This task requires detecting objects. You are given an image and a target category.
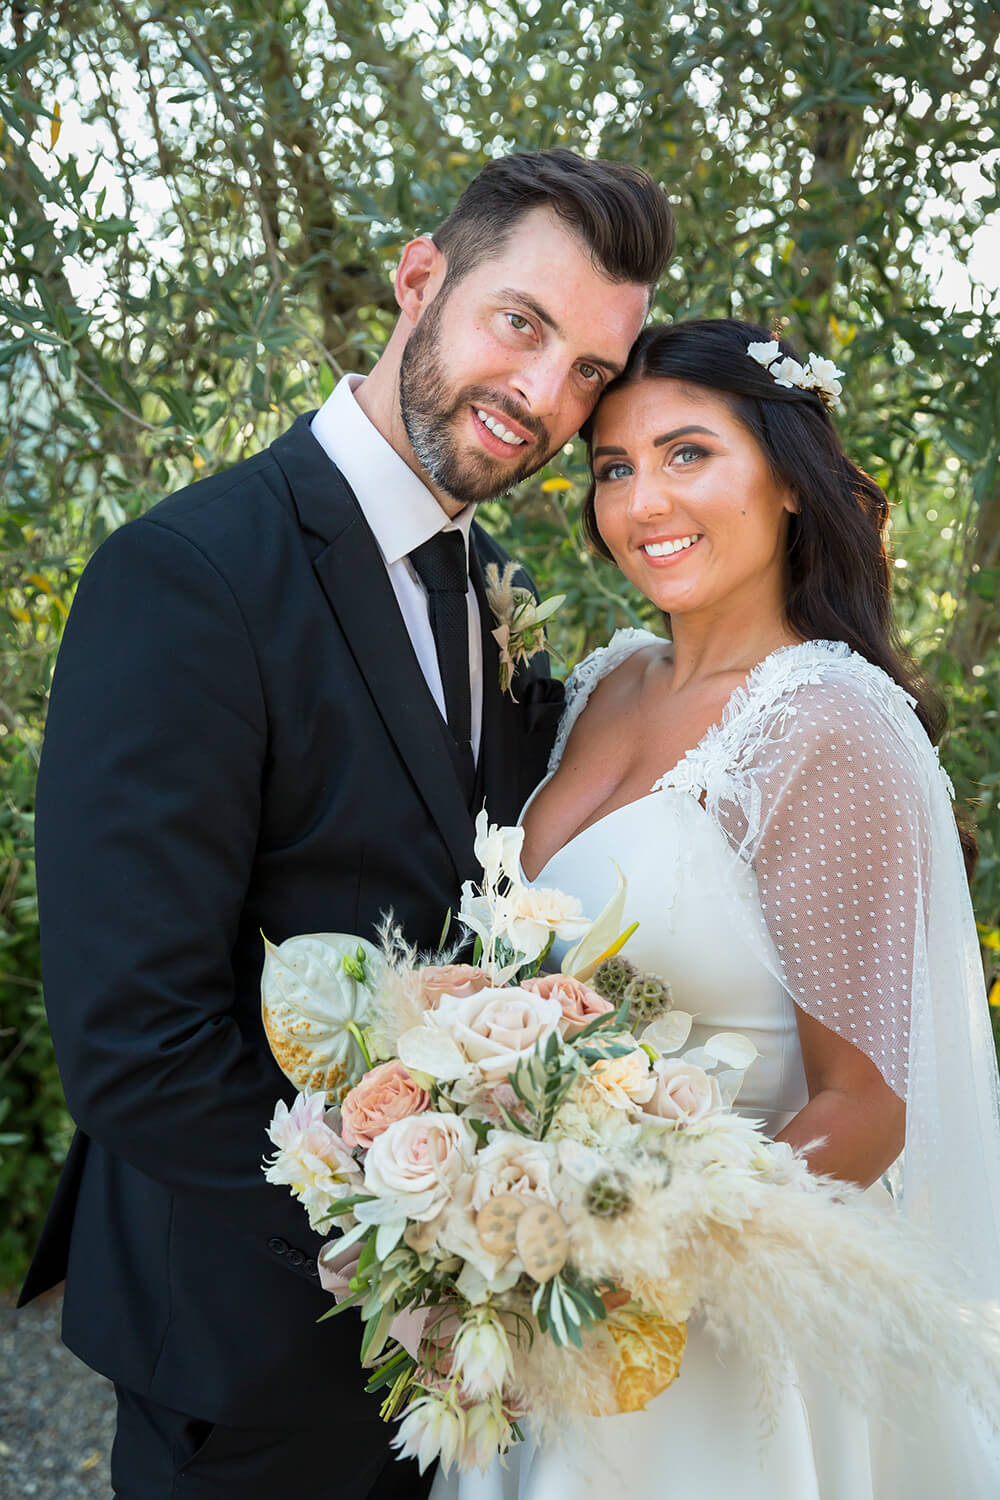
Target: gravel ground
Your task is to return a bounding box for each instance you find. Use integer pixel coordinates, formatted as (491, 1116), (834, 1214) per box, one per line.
(0, 1289), (115, 1499)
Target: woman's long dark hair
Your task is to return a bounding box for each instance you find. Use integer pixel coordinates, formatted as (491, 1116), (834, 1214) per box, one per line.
(581, 318), (977, 875)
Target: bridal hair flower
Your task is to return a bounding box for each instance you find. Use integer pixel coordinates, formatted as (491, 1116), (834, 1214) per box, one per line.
(485, 561), (564, 698)
(746, 339), (845, 410)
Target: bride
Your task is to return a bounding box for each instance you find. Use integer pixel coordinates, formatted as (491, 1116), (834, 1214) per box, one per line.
(431, 318), (1000, 1498)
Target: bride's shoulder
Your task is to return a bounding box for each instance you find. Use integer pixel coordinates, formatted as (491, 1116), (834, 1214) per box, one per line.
(738, 639), (937, 777)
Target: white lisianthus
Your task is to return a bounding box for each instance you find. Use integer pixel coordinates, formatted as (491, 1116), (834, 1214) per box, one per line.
(451, 1309), (514, 1398)
(362, 1111), (476, 1221)
(392, 1393), (466, 1475)
(471, 1131), (557, 1211)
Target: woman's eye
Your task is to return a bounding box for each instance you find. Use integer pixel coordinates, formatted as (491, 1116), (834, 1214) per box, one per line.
(672, 443), (705, 466)
(597, 461), (633, 481)
(506, 312), (531, 333)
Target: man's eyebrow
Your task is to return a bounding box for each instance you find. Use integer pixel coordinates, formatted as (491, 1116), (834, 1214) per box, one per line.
(495, 288), (625, 377)
(593, 426), (719, 459)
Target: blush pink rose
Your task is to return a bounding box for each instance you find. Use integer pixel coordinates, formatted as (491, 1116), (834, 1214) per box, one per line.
(340, 1060), (430, 1149)
(418, 964), (492, 1009)
(643, 1059), (722, 1125)
(522, 973), (614, 1038)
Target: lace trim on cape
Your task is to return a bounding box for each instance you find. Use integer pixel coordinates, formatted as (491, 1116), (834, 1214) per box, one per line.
(550, 632), (948, 863)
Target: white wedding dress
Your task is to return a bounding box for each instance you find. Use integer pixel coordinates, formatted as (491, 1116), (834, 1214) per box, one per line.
(432, 631), (1000, 1500)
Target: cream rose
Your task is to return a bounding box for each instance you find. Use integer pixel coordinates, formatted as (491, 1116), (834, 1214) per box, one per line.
(340, 1060), (430, 1149)
(589, 1045), (656, 1110)
(471, 1130), (557, 1211)
(363, 1111), (476, 1220)
(643, 1059), (722, 1124)
(522, 973), (614, 1038)
(418, 964), (491, 1009)
(429, 986), (562, 1084)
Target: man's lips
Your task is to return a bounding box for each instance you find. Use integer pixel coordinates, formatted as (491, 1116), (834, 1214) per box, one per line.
(469, 405), (536, 459)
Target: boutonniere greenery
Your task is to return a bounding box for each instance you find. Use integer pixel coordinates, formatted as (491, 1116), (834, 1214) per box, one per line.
(485, 561), (564, 698)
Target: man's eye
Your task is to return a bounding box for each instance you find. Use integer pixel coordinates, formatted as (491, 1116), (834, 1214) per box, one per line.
(578, 363), (602, 384)
(506, 312), (531, 332)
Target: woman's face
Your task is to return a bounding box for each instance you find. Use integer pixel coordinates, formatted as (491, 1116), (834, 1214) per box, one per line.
(590, 377), (798, 622)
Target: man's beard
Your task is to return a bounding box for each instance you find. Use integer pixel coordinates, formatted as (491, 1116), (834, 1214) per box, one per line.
(398, 291), (552, 506)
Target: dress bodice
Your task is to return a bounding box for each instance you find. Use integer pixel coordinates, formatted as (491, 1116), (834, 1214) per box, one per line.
(527, 778), (808, 1135)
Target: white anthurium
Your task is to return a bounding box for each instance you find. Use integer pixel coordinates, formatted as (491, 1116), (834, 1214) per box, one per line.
(560, 861), (627, 979)
(522, 592), (565, 629)
(703, 1032), (760, 1070)
(397, 1024), (473, 1083)
(354, 1191), (440, 1225)
(642, 1010), (694, 1056)
(260, 932), (382, 1099)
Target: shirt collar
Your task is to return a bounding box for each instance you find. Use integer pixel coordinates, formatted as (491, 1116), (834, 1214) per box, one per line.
(310, 374), (474, 565)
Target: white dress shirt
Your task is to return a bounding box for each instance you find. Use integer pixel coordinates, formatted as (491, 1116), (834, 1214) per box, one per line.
(310, 374), (483, 761)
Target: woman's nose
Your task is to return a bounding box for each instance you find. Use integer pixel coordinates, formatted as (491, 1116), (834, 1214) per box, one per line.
(627, 474), (673, 521)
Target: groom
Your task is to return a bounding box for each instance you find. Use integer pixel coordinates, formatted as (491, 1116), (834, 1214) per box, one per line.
(21, 148), (674, 1497)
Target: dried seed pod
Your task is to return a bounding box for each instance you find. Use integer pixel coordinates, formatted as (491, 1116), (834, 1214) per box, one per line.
(476, 1192), (528, 1257)
(515, 1201), (568, 1282)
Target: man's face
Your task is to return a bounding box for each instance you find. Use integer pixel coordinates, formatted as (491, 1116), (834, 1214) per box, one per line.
(398, 207), (650, 505)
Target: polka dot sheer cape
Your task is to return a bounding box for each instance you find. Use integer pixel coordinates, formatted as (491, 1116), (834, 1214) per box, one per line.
(551, 630), (1000, 1301)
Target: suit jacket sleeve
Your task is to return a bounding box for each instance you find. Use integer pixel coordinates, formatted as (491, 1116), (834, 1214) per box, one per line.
(35, 515), (324, 1261)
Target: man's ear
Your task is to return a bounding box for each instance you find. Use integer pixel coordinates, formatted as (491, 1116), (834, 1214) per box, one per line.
(394, 235), (446, 327)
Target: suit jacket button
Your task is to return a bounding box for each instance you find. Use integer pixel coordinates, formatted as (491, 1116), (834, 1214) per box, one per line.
(286, 1247), (305, 1268)
(304, 1258), (318, 1278)
(268, 1237), (288, 1256)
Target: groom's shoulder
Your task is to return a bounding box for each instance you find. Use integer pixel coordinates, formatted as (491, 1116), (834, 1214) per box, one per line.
(139, 418), (309, 552)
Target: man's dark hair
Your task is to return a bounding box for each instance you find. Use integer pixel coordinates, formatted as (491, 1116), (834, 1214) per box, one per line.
(432, 148), (675, 294)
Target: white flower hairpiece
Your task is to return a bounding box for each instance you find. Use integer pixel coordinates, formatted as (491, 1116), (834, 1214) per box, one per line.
(746, 340), (845, 410)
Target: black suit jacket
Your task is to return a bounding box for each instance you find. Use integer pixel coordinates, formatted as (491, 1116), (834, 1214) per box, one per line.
(21, 414), (563, 1432)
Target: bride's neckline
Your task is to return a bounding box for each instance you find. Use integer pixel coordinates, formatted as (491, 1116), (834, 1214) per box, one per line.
(520, 635), (848, 882)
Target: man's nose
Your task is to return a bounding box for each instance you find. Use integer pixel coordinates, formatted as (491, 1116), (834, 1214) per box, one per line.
(510, 354), (569, 419)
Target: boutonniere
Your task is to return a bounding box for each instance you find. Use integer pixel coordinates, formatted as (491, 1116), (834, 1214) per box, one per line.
(485, 561), (564, 698)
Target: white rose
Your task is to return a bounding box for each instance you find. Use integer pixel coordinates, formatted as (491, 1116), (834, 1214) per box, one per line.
(429, 986), (562, 1084)
(471, 1131), (557, 1211)
(363, 1111), (476, 1220)
(643, 1059), (722, 1125)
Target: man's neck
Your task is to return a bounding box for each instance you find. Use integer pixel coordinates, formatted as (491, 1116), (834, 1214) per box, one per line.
(353, 357), (466, 521)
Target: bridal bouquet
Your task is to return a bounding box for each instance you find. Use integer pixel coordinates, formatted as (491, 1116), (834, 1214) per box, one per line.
(262, 815), (1000, 1476)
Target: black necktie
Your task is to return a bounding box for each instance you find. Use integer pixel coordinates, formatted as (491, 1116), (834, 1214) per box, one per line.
(409, 530), (476, 802)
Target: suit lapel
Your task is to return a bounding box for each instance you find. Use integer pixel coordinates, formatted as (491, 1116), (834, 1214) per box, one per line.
(470, 538), (526, 827)
(271, 417), (475, 881)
